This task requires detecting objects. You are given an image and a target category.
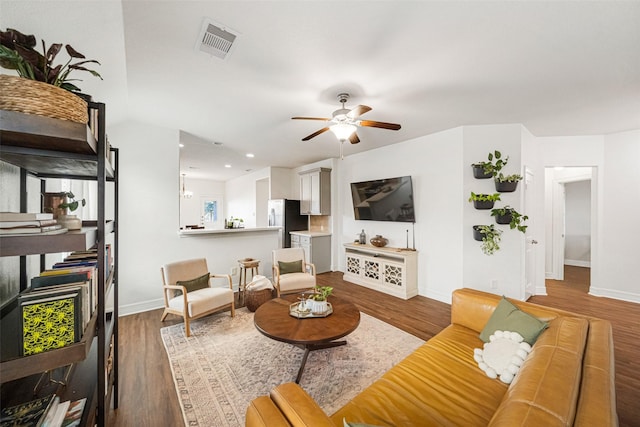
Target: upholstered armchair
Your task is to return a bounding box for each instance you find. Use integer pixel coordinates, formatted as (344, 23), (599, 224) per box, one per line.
(272, 248), (316, 297)
(160, 258), (235, 337)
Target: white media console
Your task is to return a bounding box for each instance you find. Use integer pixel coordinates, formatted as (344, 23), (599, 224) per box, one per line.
(343, 243), (418, 300)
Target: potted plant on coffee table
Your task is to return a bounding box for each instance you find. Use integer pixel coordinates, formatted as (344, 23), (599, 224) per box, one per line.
(472, 225), (503, 255)
(306, 285), (333, 314)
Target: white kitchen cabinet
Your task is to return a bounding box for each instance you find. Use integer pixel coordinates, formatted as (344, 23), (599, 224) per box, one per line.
(299, 168), (331, 215)
(291, 232), (332, 273)
(343, 243), (418, 300)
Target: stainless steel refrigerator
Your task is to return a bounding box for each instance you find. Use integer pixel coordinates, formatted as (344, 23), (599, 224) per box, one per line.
(268, 199), (308, 248)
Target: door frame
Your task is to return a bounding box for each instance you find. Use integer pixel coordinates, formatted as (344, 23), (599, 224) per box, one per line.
(545, 167), (597, 283)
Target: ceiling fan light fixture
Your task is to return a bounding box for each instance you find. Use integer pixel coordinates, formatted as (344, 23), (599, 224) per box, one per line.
(330, 123), (357, 141)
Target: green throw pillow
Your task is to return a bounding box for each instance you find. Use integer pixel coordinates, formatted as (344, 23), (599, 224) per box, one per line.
(175, 272), (210, 296)
(479, 296), (548, 345)
(278, 260), (303, 275)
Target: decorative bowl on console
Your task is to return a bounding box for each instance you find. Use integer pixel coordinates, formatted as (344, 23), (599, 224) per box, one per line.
(370, 235), (388, 247)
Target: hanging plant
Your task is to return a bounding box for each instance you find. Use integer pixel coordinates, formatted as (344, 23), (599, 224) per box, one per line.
(0, 28), (102, 92)
(468, 192), (501, 210)
(472, 225), (503, 255)
(494, 173), (523, 192)
(491, 206), (528, 233)
(471, 150), (509, 178)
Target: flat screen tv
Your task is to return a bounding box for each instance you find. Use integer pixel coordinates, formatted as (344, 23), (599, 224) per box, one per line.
(350, 176), (415, 222)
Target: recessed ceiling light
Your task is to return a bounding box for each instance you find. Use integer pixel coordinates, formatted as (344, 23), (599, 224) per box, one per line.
(246, 153), (255, 158)
(225, 164), (231, 168)
(179, 143), (184, 148)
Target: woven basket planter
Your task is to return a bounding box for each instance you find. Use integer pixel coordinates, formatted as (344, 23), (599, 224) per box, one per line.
(246, 288), (273, 312)
(0, 75), (88, 123)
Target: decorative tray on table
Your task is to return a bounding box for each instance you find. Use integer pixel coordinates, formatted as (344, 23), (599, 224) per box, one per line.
(289, 302), (333, 318)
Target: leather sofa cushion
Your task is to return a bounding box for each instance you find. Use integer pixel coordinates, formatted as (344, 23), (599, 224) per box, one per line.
(488, 316), (588, 426)
(574, 319), (617, 427)
(331, 324), (509, 427)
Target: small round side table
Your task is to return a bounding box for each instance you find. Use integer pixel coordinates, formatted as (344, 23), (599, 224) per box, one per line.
(238, 258), (260, 307)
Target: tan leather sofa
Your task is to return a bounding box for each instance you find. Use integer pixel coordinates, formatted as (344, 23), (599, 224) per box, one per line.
(245, 288), (617, 426)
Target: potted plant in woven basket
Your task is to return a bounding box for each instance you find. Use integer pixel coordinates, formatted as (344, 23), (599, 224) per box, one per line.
(0, 28), (102, 123)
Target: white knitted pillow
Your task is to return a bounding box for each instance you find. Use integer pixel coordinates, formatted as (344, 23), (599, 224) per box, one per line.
(473, 330), (532, 384)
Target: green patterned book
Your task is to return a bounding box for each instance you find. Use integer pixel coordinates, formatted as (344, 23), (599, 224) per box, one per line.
(0, 394), (55, 427)
(19, 291), (81, 356)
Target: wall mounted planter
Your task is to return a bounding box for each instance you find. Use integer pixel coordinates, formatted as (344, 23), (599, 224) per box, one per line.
(472, 164), (493, 179)
(472, 199), (496, 210)
(495, 180), (519, 192)
(493, 210), (512, 224)
(472, 225), (485, 241)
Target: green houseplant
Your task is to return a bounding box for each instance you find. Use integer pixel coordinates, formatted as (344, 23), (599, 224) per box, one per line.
(471, 150), (509, 179)
(305, 285), (333, 314)
(472, 224), (503, 255)
(491, 206), (529, 233)
(58, 191), (86, 213)
(0, 28), (102, 92)
(468, 192), (501, 210)
(494, 173), (523, 192)
(56, 191), (86, 231)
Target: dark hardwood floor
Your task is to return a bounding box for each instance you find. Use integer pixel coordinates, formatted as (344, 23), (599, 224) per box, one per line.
(109, 269), (639, 427)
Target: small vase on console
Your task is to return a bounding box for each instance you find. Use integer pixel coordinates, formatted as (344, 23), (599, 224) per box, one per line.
(370, 235), (388, 247)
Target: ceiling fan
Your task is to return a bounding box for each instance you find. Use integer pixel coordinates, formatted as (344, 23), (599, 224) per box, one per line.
(292, 93), (401, 145)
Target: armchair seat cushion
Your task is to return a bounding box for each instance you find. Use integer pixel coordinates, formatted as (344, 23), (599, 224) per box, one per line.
(168, 287), (234, 317)
(278, 272), (316, 293)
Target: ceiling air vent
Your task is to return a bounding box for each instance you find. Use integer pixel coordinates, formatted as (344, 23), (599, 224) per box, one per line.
(197, 19), (238, 60)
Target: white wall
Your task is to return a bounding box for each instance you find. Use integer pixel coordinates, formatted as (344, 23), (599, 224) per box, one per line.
(462, 125), (526, 300)
(179, 177), (225, 228)
(224, 168), (270, 228)
(339, 128), (464, 303)
(600, 130), (640, 301)
(564, 180), (591, 265)
(111, 121), (279, 315)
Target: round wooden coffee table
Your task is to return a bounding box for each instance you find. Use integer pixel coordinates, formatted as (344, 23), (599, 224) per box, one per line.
(254, 294), (360, 383)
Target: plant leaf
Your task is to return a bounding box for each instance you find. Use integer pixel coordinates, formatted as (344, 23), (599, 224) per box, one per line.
(60, 82), (81, 92)
(65, 44), (86, 59)
(46, 43), (62, 62)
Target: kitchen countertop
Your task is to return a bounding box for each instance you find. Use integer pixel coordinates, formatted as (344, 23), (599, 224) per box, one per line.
(179, 226), (281, 236)
(290, 230), (332, 237)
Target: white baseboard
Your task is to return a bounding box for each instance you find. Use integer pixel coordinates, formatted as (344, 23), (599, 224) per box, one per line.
(119, 298), (164, 316)
(564, 259), (591, 268)
(589, 287), (640, 304)
(535, 285), (548, 296)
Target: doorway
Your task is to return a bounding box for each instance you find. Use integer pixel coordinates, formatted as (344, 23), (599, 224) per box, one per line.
(544, 166), (595, 291)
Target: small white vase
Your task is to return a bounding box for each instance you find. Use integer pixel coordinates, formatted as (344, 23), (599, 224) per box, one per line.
(307, 299), (328, 314)
(57, 214), (82, 230)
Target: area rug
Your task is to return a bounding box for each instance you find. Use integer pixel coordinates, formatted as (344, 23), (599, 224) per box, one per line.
(161, 308), (424, 426)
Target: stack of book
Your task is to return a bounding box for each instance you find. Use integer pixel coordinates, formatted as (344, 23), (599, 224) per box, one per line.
(0, 394), (86, 427)
(0, 212), (67, 236)
(19, 256), (102, 356)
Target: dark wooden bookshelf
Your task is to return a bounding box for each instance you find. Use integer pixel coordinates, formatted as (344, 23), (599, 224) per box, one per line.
(0, 105), (119, 427)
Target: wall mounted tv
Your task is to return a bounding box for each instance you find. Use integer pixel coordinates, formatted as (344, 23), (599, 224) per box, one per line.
(350, 176), (415, 222)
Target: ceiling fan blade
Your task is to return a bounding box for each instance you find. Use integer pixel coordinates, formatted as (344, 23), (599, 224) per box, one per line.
(349, 133), (360, 144)
(302, 127), (330, 141)
(359, 120), (402, 131)
(292, 116), (330, 121)
(347, 105), (372, 119)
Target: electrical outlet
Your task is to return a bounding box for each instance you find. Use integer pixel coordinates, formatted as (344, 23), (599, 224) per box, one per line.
(490, 279), (498, 289)
(231, 267), (238, 276)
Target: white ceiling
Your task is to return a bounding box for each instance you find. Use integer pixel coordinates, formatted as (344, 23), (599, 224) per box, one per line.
(2, 1), (639, 181)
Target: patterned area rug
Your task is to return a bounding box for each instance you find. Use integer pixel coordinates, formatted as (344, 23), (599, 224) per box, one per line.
(161, 307), (424, 426)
